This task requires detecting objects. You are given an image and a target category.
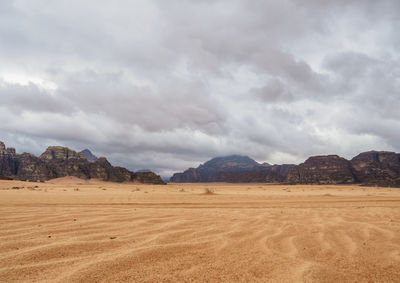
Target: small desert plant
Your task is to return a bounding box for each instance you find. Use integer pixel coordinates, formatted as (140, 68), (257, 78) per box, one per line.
(74, 188), (80, 191)
(203, 188), (215, 195)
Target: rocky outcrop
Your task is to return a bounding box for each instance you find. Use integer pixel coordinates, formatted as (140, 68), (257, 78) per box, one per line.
(351, 151), (400, 187)
(171, 152), (400, 187)
(170, 155), (296, 183)
(286, 155), (356, 184)
(170, 168), (202, 182)
(4, 139), (400, 187)
(170, 155), (261, 182)
(210, 164), (296, 183)
(133, 172), (167, 184)
(263, 164), (297, 182)
(285, 152), (400, 187)
(16, 153), (55, 181)
(38, 146), (91, 180)
(81, 149), (98, 162)
(0, 142), (18, 177)
(0, 141), (165, 184)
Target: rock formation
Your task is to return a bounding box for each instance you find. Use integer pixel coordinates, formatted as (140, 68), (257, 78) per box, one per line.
(286, 155), (356, 184)
(170, 155), (296, 183)
(133, 171), (168, 184)
(171, 152), (400, 187)
(0, 141), (165, 184)
(350, 151), (400, 187)
(16, 153), (55, 181)
(0, 142), (18, 177)
(80, 149), (98, 162)
(3, 139), (400, 187)
(170, 155), (259, 182)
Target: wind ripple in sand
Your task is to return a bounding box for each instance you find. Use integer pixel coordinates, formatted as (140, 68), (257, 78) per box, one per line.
(1, 183), (400, 282)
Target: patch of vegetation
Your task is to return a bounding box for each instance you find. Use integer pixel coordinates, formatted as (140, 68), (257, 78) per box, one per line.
(203, 188), (215, 195)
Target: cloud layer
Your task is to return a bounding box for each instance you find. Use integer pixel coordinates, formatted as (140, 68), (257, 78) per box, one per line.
(1, 0), (399, 177)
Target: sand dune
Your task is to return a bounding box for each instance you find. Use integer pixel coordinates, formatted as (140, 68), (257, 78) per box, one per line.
(0, 181), (400, 282)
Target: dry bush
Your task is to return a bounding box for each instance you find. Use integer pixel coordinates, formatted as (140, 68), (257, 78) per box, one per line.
(203, 188), (215, 195)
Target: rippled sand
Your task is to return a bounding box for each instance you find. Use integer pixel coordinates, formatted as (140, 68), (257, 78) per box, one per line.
(1, 181), (400, 282)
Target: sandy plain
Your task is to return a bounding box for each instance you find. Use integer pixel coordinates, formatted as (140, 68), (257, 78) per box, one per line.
(0, 179), (400, 282)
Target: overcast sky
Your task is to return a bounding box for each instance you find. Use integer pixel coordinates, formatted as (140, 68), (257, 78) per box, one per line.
(1, 0), (399, 177)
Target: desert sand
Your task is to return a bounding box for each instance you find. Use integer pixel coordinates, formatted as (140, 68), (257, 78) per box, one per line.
(0, 180), (399, 282)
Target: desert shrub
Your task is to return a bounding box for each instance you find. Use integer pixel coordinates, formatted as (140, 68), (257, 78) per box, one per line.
(204, 188), (215, 194)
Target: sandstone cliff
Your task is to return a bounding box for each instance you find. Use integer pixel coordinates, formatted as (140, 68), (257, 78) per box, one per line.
(170, 155), (295, 183)
(286, 155), (356, 184)
(350, 151), (400, 187)
(81, 149), (98, 162)
(171, 152), (400, 187)
(0, 142), (18, 177)
(0, 141), (165, 184)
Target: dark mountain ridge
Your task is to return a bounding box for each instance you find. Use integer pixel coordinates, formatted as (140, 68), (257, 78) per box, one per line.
(170, 155), (295, 183)
(80, 149), (98, 162)
(0, 141), (165, 184)
(170, 151), (400, 187)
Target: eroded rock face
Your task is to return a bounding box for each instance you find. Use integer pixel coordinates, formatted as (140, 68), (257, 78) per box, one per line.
(208, 164), (297, 183)
(0, 142), (18, 177)
(351, 151), (400, 187)
(108, 165), (133, 183)
(170, 168), (201, 182)
(170, 155), (296, 183)
(0, 141), (165, 184)
(39, 146), (86, 162)
(264, 164), (297, 183)
(0, 142), (5, 152)
(133, 172), (167, 184)
(39, 146), (92, 180)
(16, 153), (55, 182)
(170, 155), (260, 182)
(81, 149), (98, 162)
(286, 155), (356, 184)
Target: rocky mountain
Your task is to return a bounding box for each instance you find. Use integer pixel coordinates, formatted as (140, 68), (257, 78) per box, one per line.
(0, 141), (165, 184)
(211, 164), (297, 183)
(170, 155), (257, 182)
(170, 155), (296, 183)
(171, 151), (400, 187)
(350, 151), (400, 187)
(285, 152), (400, 187)
(80, 149), (98, 162)
(286, 155), (356, 184)
(4, 139), (400, 187)
(0, 142), (18, 177)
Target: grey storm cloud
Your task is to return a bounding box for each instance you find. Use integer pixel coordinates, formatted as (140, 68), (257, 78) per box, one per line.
(0, 0), (399, 177)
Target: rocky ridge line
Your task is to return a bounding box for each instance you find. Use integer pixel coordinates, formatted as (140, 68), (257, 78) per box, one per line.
(0, 142), (165, 184)
(171, 152), (400, 187)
